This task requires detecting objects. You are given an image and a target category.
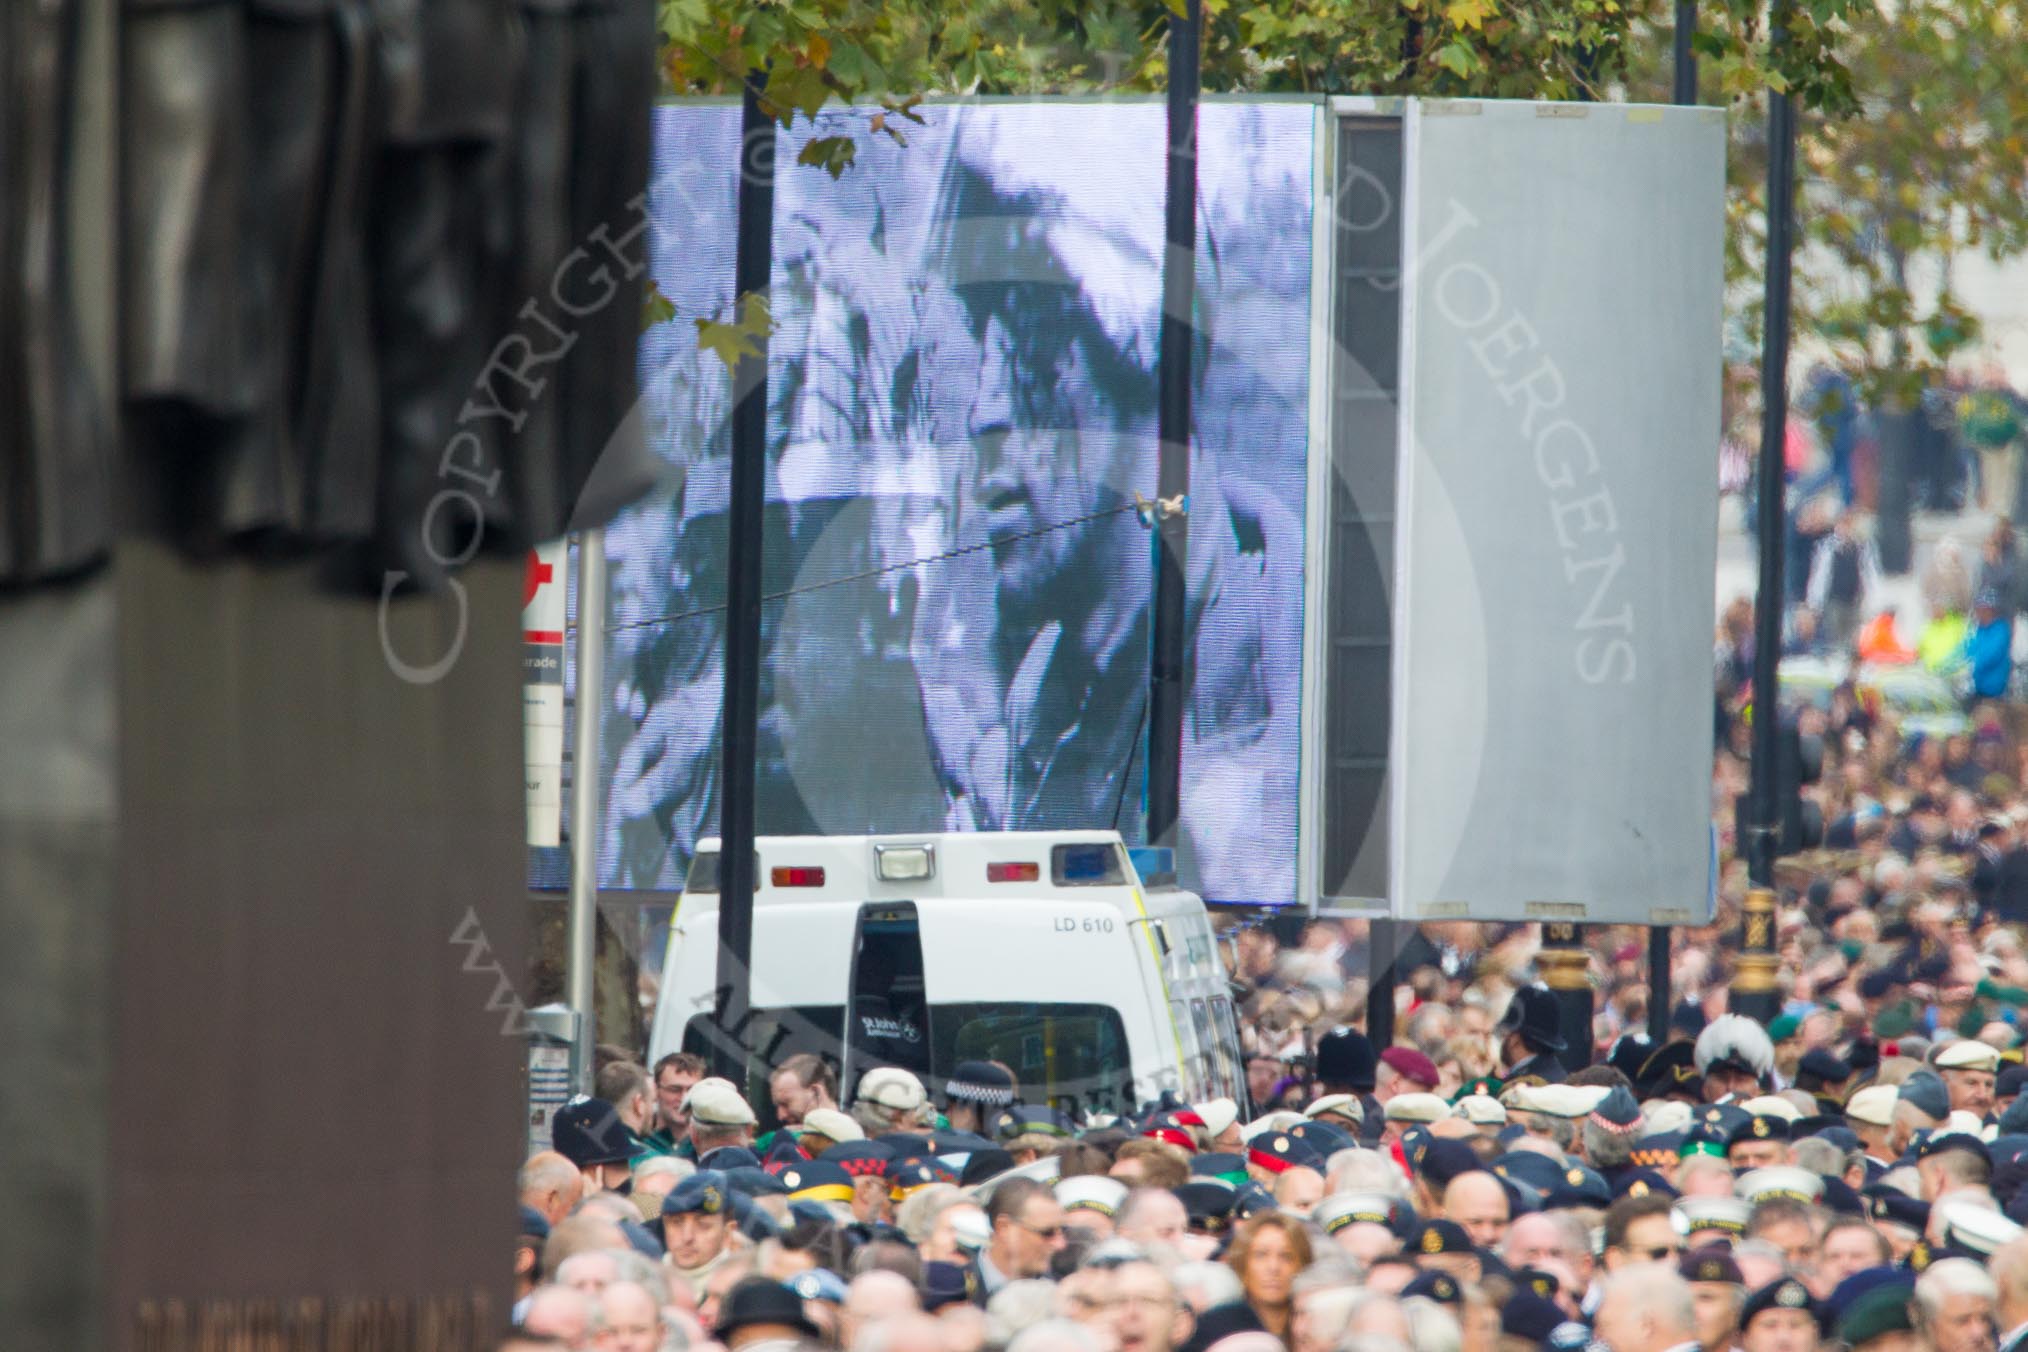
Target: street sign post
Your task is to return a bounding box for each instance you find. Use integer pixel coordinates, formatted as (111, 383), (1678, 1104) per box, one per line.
(523, 540), (568, 848)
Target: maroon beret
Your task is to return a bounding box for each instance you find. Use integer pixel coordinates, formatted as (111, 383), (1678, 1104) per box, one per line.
(1380, 1047), (1440, 1089)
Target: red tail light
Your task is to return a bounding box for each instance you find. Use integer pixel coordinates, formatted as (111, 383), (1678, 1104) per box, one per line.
(987, 861), (1040, 883)
(770, 866), (826, 887)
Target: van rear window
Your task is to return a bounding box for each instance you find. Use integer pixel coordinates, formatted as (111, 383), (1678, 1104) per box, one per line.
(1051, 843), (1127, 887)
(936, 1002), (1132, 1119)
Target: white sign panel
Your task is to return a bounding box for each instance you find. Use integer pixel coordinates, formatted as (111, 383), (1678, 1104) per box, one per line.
(1390, 99), (1724, 925)
(524, 539), (569, 848)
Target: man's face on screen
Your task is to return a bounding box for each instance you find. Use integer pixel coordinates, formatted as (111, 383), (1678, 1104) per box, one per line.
(964, 297), (1132, 611)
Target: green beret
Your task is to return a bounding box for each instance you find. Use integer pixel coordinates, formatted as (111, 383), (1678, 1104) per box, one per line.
(1838, 1286), (1915, 1348)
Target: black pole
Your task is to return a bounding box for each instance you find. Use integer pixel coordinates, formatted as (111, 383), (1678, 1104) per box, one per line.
(1145, 0), (1199, 850)
(712, 78), (775, 1087)
(1747, 7), (1796, 895)
(1540, 924), (1593, 1072)
(1649, 0), (1696, 1046)
(1672, 1), (1698, 105)
(1368, 920), (1396, 1050)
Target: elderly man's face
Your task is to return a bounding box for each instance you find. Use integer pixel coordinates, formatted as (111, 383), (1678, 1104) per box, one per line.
(1503, 1214), (1569, 1271)
(596, 1282), (665, 1352)
(1943, 1068), (1996, 1117)
(965, 308), (1132, 609)
(1594, 1287), (1651, 1352)
(1925, 1291), (1997, 1352)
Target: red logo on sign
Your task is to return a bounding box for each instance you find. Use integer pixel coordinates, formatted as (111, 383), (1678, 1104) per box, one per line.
(523, 550), (555, 608)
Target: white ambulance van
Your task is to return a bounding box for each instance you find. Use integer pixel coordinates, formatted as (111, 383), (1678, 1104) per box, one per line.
(646, 830), (1245, 1122)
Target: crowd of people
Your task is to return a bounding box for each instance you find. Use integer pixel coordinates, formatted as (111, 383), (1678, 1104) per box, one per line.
(508, 975), (2028, 1352)
(496, 367), (2028, 1352)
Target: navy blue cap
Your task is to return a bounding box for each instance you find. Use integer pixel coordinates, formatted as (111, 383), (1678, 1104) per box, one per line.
(1289, 1119), (1358, 1157)
(1493, 1151), (1564, 1194)
(1826, 1266), (1915, 1324)
(1863, 1187), (1930, 1232)
(550, 1096), (642, 1168)
(1174, 1181), (1238, 1233)
(1544, 1162), (1612, 1209)
(1918, 1133), (1991, 1167)
(620, 1218), (665, 1258)
(1232, 1184), (1276, 1219)
(1502, 1293), (1566, 1342)
(1819, 1176), (1865, 1216)
(1418, 1140), (1486, 1189)
(1899, 1072), (1950, 1122)
(921, 1261), (975, 1311)
(1798, 1049), (1852, 1087)
(662, 1169), (733, 1217)
(1727, 1115), (1792, 1149)
(1697, 1104), (1751, 1137)
(1742, 1277), (1824, 1333)
(699, 1145), (763, 1172)
(1402, 1270), (1463, 1304)
(1412, 1219), (1474, 1256)
(517, 1204), (551, 1241)
(1614, 1167), (1678, 1200)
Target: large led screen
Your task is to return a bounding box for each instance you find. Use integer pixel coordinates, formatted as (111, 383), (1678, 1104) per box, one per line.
(599, 100), (1315, 905)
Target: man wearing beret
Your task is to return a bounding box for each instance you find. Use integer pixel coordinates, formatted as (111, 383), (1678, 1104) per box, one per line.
(1726, 1116), (1794, 1172)
(1411, 1219), (1482, 1285)
(1845, 1086), (1900, 1177)
(685, 1078), (760, 1158)
(1935, 1041), (2001, 1119)
(1681, 1247), (1746, 1352)
(661, 1171), (738, 1301)
(1837, 1283), (1920, 1352)
(1377, 1047), (1442, 1102)
(1739, 1278), (1825, 1352)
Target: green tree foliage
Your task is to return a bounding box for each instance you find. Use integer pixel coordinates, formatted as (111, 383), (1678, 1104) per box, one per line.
(656, 0), (1918, 392)
(1788, 0), (2028, 405)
